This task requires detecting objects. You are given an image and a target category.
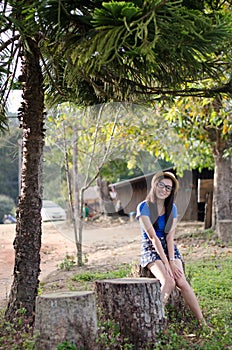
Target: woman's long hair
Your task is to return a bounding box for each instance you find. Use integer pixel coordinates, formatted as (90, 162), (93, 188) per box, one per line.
(146, 173), (176, 234)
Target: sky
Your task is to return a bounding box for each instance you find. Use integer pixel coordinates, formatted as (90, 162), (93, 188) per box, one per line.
(7, 90), (22, 115)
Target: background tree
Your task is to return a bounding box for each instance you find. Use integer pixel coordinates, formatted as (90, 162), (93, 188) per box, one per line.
(46, 102), (151, 265)
(165, 95), (232, 240)
(0, 128), (21, 202)
(0, 194), (16, 223)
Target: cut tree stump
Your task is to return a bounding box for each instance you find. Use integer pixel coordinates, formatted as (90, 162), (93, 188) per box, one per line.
(217, 219), (232, 243)
(34, 291), (97, 350)
(95, 278), (166, 349)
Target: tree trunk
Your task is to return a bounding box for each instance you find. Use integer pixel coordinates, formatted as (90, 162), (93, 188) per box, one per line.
(96, 177), (116, 216)
(5, 36), (45, 321)
(210, 97), (232, 241)
(34, 291), (97, 350)
(95, 278), (166, 349)
(204, 191), (213, 229)
(214, 153), (232, 242)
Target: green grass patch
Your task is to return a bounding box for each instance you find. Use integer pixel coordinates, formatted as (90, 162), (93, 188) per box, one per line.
(71, 264), (132, 283)
(0, 308), (36, 349)
(187, 258), (232, 335)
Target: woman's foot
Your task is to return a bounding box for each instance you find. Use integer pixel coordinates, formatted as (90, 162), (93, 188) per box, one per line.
(198, 317), (207, 327)
(198, 318), (214, 332)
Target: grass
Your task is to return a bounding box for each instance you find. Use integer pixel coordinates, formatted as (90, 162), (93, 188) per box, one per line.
(71, 264), (132, 283)
(0, 257), (231, 349)
(184, 257), (232, 349)
(154, 256), (232, 350)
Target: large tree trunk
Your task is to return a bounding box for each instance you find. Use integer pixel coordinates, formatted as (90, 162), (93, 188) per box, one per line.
(214, 153), (232, 242)
(5, 36), (45, 321)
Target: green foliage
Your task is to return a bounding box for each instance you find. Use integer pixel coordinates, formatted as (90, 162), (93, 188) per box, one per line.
(0, 194), (16, 222)
(92, 2), (142, 27)
(162, 96), (232, 172)
(71, 265), (131, 283)
(58, 255), (76, 271)
(0, 128), (20, 202)
(100, 158), (143, 183)
(187, 258), (232, 315)
(75, 0), (232, 98)
(36, 0), (232, 105)
(43, 157), (66, 206)
(0, 308), (35, 349)
(57, 340), (78, 350)
(45, 102), (176, 193)
(97, 319), (134, 349)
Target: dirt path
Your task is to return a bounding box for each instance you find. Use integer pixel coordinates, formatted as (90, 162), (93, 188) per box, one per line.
(0, 219), (141, 306)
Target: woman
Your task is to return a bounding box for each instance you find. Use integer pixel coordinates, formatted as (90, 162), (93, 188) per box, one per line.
(136, 171), (206, 325)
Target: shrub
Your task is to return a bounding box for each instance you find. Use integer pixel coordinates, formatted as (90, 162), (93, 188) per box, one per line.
(58, 255), (76, 271)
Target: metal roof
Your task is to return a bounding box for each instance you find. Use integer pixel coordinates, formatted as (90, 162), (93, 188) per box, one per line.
(109, 167), (173, 188)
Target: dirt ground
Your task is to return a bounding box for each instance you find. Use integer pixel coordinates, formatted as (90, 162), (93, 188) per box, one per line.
(0, 218), (231, 308)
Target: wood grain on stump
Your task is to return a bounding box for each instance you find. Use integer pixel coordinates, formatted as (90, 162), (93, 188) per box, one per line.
(34, 291), (97, 350)
(95, 277), (166, 349)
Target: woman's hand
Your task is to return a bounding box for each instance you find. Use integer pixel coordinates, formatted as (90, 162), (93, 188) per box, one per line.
(169, 261), (183, 279)
(164, 262), (174, 279)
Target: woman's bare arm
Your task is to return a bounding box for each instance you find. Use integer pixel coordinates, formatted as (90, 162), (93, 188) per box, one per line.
(166, 218), (178, 260)
(166, 218), (183, 278)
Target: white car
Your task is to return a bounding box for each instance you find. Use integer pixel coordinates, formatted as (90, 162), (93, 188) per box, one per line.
(41, 200), (66, 222)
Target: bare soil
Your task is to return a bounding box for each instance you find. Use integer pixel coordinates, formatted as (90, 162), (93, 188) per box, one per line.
(0, 218), (231, 308)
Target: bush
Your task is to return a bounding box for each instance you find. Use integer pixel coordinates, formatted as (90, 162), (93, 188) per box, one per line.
(0, 194), (16, 222)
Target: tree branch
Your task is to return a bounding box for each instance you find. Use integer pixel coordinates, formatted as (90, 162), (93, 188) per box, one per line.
(0, 34), (20, 52)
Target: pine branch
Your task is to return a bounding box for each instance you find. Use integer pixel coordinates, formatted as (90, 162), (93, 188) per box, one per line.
(0, 34), (20, 53)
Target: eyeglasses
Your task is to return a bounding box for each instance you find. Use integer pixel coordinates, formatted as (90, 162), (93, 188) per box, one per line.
(157, 181), (173, 192)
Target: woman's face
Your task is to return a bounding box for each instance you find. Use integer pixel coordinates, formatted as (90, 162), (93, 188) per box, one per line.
(154, 177), (173, 200)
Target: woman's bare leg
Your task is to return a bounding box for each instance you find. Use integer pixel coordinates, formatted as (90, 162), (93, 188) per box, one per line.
(174, 259), (205, 323)
(148, 260), (176, 304)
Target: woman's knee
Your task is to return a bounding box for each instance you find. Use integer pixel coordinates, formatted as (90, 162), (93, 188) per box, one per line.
(176, 277), (191, 291)
(164, 276), (176, 291)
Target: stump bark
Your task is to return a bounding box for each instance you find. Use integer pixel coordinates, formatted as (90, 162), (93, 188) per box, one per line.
(34, 291), (97, 350)
(217, 219), (232, 243)
(95, 278), (166, 349)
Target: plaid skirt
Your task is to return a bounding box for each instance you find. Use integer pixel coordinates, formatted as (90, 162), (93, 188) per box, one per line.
(141, 235), (182, 268)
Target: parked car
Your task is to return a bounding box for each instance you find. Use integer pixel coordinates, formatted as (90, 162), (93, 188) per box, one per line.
(41, 200), (66, 222)
(3, 214), (17, 224)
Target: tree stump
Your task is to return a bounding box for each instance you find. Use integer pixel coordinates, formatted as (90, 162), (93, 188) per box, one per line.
(34, 291), (97, 350)
(217, 219), (232, 243)
(95, 278), (166, 349)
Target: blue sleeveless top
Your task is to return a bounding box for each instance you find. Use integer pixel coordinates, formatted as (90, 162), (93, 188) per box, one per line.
(136, 200), (181, 267)
(136, 200), (177, 238)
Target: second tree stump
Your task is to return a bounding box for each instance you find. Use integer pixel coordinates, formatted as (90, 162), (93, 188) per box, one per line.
(95, 277), (166, 349)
